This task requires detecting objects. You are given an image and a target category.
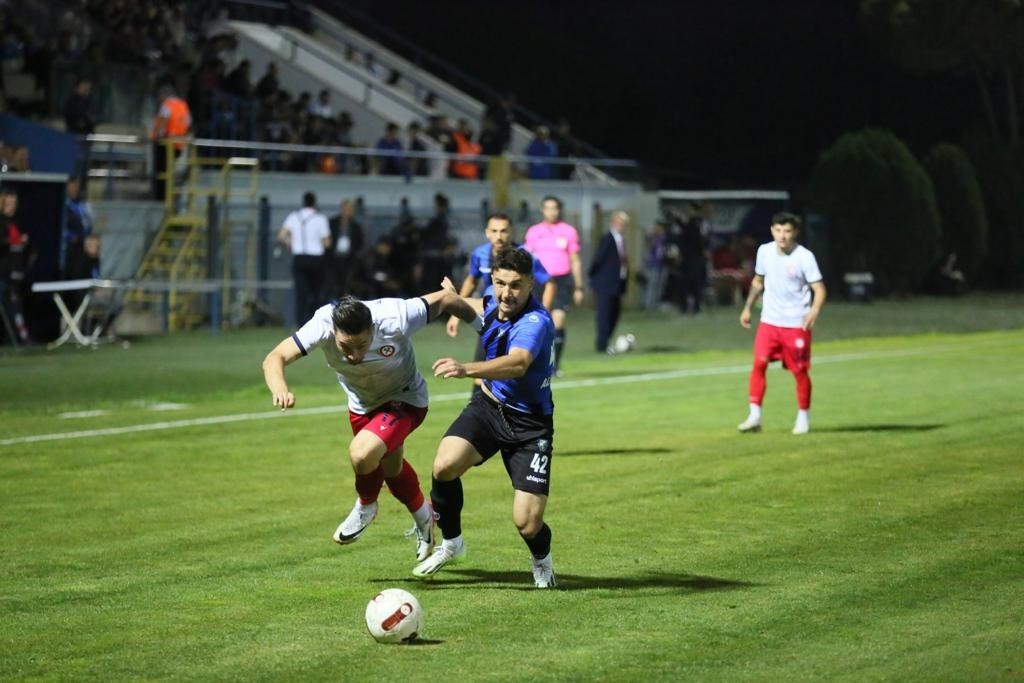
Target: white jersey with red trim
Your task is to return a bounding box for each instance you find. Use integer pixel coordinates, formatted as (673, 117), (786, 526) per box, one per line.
(755, 242), (823, 329)
(292, 297), (430, 414)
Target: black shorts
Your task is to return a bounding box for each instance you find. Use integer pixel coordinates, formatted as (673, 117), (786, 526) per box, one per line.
(550, 273), (576, 312)
(444, 391), (554, 495)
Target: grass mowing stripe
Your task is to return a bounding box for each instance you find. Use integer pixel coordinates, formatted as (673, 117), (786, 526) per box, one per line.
(1, 334), (1009, 448)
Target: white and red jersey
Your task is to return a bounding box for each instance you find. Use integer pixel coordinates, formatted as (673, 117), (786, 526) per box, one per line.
(524, 221), (580, 277)
(755, 242), (823, 329)
(292, 297), (430, 414)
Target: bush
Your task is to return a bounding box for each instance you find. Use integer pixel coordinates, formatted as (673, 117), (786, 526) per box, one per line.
(921, 144), (988, 279)
(808, 129), (941, 293)
(962, 140), (1024, 289)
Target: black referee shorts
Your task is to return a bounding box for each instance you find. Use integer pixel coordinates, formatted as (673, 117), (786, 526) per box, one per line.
(444, 391), (554, 495)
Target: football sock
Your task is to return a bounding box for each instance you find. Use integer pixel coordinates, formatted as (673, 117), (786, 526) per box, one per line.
(355, 467), (385, 505)
(794, 369), (812, 410)
(430, 476), (464, 540)
(796, 409), (810, 426)
(384, 459), (426, 513)
(748, 403), (762, 421)
(748, 357), (768, 405)
(521, 523), (552, 560)
(411, 501), (432, 527)
(554, 329), (565, 369)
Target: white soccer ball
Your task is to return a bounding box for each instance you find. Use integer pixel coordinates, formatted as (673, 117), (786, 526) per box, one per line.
(365, 588), (424, 644)
(613, 333), (636, 353)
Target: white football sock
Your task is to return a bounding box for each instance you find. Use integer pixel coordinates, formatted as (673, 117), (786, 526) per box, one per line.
(749, 403), (762, 421)
(412, 501), (432, 526)
(796, 409), (809, 426)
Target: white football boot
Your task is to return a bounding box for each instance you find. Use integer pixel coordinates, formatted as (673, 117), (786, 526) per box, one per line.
(531, 554), (557, 589)
(737, 416), (762, 433)
(333, 499), (378, 544)
(412, 540), (466, 578)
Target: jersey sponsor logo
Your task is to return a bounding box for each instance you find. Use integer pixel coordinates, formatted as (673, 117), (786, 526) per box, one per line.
(379, 345), (396, 357)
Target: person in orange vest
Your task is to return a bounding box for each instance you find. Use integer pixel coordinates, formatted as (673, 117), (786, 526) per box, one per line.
(150, 81), (193, 200)
(448, 118), (481, 180)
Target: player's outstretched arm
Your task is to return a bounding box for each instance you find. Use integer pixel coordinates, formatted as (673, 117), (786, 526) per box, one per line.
(433, 347), (533, 380)
(423, 287), (484, 330)
(445, 274), (479, 337)
(262, 337), (303, 411)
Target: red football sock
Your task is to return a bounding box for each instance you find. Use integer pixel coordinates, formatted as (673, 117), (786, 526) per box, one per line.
(384, 459), (426, 513)
(793, 369), (812, 410)
(748, 357), (768, 405)
(355, 467), (385, 505)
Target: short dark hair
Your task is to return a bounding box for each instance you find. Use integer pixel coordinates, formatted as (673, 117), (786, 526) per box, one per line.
(331, 296), (372, 334)
(302, 192), (316, 208)
(487, 212), (512, 227)
(541, 195), (562, 210)
(771, 211), (801, 230)
(492, 247), (534, 276)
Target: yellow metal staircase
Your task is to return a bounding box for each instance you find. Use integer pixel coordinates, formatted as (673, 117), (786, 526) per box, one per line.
(125, 142), (260, 331)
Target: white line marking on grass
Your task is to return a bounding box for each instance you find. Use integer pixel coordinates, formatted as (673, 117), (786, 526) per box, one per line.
(0, 337), (1007, 448)
(58, 409), (111, 419)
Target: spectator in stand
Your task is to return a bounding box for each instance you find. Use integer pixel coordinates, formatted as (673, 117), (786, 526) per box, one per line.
(224, 59), (252, 99)
(10, 146), (29, 172)
(344, 44), (363, 67)
(449, 119), (481, 180)
(373, 122), (405, 176)
(310, 89), (333, 118)
(551, 118), (580, 180)
(642, 219), (669, 310)
(483, 93), (515, 152)
(254, 62), (279, 101)
(149, 80), (192, 200)
(335, 111), (355, 173)
(364, 51), (387, 80)
(406, 121), (428, 177)
(525, 126), (558, 180)
(64, 77), (96, 136)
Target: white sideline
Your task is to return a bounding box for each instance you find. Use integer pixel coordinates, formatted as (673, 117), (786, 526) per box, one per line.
(0, 340), (1000, 448)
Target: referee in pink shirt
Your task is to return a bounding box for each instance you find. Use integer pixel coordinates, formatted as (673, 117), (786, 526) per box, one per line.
(524, 196), (585, 373)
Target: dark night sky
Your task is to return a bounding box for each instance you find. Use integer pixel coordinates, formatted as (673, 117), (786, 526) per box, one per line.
(338, 0), (977, 188)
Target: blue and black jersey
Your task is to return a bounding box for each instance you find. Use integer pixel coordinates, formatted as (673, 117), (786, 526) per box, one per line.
(479, 286), (556, 415)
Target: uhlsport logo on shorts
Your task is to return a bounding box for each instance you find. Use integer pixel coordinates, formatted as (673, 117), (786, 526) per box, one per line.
(379, 345), (396, 357)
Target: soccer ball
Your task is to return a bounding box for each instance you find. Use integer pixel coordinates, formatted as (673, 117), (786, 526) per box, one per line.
(613, 333), (636, 353)
(365, 588), (424, 644)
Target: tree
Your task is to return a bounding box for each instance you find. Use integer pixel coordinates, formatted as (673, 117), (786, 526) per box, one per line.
(860, 0), (1024, 143)
(921, 143), (989, 278)
(808, 129), (941, 293)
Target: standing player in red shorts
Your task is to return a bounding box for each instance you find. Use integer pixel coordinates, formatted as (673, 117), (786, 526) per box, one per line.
(262, 291), (483, 559)
(738, 212), (826, 435)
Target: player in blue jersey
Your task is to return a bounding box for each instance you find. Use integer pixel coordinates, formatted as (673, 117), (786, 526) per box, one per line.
(446, 212), (555, 338)
(413, 247), (558, 588)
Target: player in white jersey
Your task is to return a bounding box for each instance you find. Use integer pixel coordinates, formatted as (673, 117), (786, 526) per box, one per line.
(738, 212), (827, 435)
(262, 291), (484, 560)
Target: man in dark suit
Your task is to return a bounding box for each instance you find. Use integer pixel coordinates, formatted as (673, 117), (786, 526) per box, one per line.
(588, 211), (630, 353)
(327, 199), (365, 297)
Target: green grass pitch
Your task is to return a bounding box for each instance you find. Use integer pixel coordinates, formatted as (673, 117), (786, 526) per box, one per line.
(2, 294), (1022, 681)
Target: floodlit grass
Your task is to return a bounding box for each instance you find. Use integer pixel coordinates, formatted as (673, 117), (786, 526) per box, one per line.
(2, 294), (1022, 681)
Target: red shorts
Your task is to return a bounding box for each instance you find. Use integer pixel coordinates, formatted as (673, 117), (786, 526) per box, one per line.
(348, 401), (428, 453)
(754, 322), (812, 372)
